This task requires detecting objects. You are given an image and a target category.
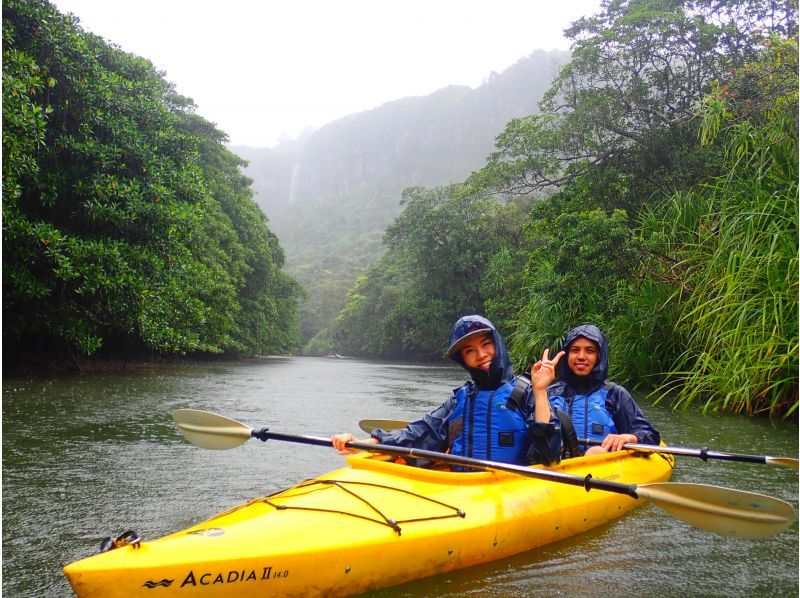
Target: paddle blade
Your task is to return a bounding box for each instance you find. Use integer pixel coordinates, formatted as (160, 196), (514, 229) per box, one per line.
(172, 409), (253, 450)
(359, 419), (410, 434)
(766, 456), (799, 469)
(637, 482), (797, 539)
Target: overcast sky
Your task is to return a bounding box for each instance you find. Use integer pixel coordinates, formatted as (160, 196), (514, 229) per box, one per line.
(51, 0), (602, 148)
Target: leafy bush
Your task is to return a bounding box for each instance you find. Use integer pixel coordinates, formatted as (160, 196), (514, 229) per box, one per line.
(2, 0), (301, 361)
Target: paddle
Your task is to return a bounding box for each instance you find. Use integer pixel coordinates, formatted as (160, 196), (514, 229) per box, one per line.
(358, 419), (799, 469)
(173, 409), (796, 539)
(577, 438), (800, 469)
(360, 418), (410, 433)
(359, 419), (411, 434)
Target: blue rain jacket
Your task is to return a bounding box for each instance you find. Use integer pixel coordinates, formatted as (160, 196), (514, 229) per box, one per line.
(547, 324), (660, 447)
(371, 315), (562, 466)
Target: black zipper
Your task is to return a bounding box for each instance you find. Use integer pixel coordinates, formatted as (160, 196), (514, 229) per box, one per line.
(467, 390), (475, 458)
(486, 391), (494, 460)
(583, 394), (588, 440)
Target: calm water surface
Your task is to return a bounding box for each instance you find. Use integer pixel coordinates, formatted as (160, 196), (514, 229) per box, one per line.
(3, 357), (798, 596)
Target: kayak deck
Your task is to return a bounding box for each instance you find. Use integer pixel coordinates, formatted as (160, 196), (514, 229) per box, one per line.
(64, 448), (674, 597)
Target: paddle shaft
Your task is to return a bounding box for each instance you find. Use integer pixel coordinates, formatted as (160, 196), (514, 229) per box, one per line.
(578, 438), (798, 467)
(359, 419), (797, 469)
(255, 430), (639, 499)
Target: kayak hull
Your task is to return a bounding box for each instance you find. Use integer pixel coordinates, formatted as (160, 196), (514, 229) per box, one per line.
(64, 448), (674, 597)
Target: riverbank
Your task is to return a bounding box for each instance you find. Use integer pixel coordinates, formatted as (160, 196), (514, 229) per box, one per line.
(2, 350), (275, 377)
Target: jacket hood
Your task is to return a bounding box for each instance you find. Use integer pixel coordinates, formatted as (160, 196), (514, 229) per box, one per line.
(557, 324), (608, 391)
(448, 315), (515, 389)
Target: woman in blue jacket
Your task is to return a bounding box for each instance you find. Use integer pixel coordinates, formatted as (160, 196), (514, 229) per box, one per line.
(332, 315), (563, 466)
(548, 324), (660, 455)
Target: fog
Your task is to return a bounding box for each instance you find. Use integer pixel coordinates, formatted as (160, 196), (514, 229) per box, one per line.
(51, 0), (602, 147)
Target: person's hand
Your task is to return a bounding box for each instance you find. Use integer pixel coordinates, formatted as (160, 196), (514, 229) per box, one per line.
(331, 433), (379, 455)
(600, 433), (638, 452)
(331, 433), (359, 455)
(530, 348), (565, 391)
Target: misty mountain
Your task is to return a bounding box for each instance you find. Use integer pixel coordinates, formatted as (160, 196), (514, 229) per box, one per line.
(232, 49), (569, 349)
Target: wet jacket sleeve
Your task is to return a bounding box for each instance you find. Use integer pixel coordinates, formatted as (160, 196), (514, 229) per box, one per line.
(370, 396), (455, 453)
(524, 387), (562, 465)
(606, 385), (660, 445)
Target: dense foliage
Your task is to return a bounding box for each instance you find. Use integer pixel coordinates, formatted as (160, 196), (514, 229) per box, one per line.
(5, 0), (795, 418)
(641, 37), (798, 415)
(333, 185), (529, 358)
(2, 0), (302, 364)
(332, 0), (797, 417)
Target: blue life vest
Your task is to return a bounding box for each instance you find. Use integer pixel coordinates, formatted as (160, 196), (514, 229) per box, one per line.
(550, 383), (617, 451)
(448, 381), (529, 466)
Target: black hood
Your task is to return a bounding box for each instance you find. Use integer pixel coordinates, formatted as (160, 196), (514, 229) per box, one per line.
(557, 324), (608, 392)
(448, 315), (515, 390)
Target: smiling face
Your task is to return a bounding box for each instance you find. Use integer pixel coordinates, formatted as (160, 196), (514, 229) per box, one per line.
(567, 336), (599, 377)
(459, 332), (495, 371)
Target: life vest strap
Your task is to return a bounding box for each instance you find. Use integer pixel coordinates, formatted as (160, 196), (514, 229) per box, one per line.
(512, 376), (582, 459)
(555, 408), (581, 458)
(508, 375), (530, 411)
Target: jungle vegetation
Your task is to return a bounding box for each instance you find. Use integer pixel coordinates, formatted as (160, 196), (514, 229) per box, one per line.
(3, 0), (303, 366)
(4, 0), (796, 419)
(332, 0), (798, 418)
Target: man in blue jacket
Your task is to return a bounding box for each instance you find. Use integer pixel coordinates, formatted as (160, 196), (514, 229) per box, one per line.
(548, 324), (660, 455)
(332, 315), (563, 466)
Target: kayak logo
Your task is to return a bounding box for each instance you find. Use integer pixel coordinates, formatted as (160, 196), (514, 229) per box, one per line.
(179, 566), (287, 588)
(187, 528), (225, 537)
(142, 579), (174, 588)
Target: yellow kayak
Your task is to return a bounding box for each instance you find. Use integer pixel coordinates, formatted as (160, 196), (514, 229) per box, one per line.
(64, 448), (674, 597)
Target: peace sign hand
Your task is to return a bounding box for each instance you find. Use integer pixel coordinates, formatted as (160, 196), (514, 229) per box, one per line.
(530, 348), (565, 391)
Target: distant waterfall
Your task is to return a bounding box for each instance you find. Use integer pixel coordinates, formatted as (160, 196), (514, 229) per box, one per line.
(289, 164), (301, 204)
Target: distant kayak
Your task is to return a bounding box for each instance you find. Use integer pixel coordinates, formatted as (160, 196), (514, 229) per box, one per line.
(325, 353), (347, 359)
(64, 448), (674, 597)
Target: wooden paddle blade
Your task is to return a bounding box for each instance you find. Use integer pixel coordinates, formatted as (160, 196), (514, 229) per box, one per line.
(765, 456), (799, 469)
(636, 482), (797, 539)
(172, 409), (253, 450)
(359, 419), (410, 434)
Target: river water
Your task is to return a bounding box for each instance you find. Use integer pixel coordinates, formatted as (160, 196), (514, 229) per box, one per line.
(3, 356), (798, 596)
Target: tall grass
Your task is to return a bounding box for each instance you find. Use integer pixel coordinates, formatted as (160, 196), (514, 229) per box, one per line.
(604, 279), (686, 390)
(648, 38), (798, 417)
